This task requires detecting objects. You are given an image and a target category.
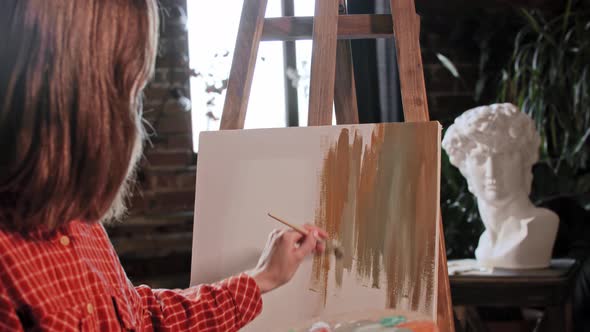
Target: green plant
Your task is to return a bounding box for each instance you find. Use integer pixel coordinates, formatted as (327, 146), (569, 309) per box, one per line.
(440, 138), (484, 259)
(499, 1), (590, 208)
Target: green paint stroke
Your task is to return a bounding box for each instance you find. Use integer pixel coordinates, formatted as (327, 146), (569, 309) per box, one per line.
(379, 315), (407, 327)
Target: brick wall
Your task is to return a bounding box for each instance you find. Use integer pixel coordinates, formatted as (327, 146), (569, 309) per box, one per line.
(107, 0), (519, 288)
(138, 0), (196, 215)
(106, 0), (196, 288)
(418, 2), (519, 126)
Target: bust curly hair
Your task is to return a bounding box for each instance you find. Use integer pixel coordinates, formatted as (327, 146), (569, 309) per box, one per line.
(442, 103), (541, 194)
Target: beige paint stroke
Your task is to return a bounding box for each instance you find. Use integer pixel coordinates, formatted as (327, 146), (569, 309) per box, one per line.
(311, 124), (438, 315)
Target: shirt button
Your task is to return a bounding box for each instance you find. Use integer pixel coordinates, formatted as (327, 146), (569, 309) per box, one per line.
(59, 236), (70, 246)
(87, 303), (94, 314)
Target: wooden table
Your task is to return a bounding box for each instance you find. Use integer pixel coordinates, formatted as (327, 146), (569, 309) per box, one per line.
(449, 259), (579, 332)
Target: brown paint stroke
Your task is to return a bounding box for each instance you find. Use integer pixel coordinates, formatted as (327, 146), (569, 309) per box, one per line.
(311, 124), (437, 318)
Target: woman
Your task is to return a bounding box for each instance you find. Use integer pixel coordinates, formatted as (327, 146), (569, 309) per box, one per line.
(0, 1), (326, 330)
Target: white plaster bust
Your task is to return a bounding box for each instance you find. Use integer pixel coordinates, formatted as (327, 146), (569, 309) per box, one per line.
(442, 103), (559, 269)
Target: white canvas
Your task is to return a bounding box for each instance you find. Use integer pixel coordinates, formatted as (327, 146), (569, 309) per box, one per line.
(191, 122), (441, 331)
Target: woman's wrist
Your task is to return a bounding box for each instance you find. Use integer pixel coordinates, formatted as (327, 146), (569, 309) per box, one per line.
(251, 270), (274, 294)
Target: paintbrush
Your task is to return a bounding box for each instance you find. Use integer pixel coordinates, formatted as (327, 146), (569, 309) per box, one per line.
(267, 213), (343, 259)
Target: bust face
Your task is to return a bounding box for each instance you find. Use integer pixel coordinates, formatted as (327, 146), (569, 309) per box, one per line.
(463, 144), (524, 205)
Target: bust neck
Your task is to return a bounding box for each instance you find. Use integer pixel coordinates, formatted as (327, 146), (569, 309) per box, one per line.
(477, 194), (534, 225)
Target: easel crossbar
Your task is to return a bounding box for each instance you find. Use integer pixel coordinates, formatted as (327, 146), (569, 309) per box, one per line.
(262, 14), (393, 41)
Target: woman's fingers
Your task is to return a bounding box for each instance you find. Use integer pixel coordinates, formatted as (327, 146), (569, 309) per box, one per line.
(279, 229), (318, 259)
(315, 240), (326, 253)
(281, 229), (305, 247)
(277, 225), (329, 257)
(303, 224), (328, 239)
(296, 231), (318, 259)
(302, 224), (328, 253)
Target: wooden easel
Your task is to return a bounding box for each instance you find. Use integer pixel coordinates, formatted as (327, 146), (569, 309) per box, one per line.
(219, 0), (454, 331)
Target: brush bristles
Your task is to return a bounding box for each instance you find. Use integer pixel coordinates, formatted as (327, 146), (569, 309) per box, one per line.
(330, 239), (344, 259)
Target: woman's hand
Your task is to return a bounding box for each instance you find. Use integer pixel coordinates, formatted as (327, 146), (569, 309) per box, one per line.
(251, 224), (328, 294)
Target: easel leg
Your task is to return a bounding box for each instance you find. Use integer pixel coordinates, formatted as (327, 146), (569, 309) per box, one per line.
(220, 0), (268, 130)
(307, 0), (340, 126)
(333, 1), (359, 125)
(438, 217), (456, 332)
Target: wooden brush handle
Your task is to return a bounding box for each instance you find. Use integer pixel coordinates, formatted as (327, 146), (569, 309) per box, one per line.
(267, 213), (342, 258)
(267, 213), (309, 235)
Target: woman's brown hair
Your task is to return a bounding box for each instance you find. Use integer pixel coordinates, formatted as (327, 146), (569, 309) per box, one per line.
(0, 0), (159, 233)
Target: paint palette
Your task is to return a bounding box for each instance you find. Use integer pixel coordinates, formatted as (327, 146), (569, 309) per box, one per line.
(305, 319), (438, 332)
(282, 309), (438, 332)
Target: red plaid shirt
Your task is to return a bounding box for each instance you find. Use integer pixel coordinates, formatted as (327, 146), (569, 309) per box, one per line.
(0, 220), (262, 331)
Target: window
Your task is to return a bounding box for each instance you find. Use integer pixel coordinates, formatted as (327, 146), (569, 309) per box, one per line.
(187, 0), (332, 152)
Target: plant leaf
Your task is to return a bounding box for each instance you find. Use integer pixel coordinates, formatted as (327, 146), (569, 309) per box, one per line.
(573, 127), (590, 155)
(436, 53), (460, 78)
(522, 9), (558, 46)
